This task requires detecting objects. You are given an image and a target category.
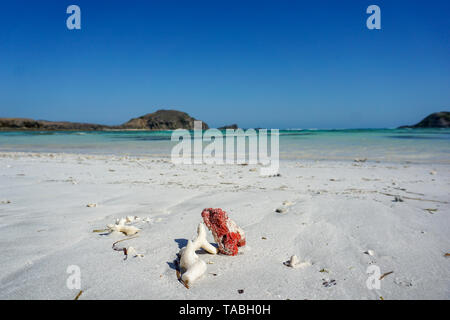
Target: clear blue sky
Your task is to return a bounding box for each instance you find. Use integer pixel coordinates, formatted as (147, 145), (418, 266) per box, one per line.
(0, 0), (449, 129)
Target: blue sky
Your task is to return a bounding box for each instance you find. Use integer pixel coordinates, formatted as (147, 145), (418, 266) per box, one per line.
(0, 0), (449, 129)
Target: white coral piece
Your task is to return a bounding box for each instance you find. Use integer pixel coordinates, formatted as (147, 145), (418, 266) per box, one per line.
(108, 216), (141, 235)
(114, 215), (140, 226)
(180, 240), (198, 270)
(182, 259), (207, 286)
(179, 223), (218, 256)
(178, 223), (217, 286)
(116, 218), (127, 225)
(193, 223), (218, 254)
(180, 240), (207, 286)
(107, 224), (140, 236)
(126, 216), (137, 223)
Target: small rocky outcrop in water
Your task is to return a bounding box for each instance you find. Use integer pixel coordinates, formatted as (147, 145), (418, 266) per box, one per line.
(0, 109), (209, 131)
(120, 110), (209, 130)
(399, 111), (450, 128)
(218, 124), (238, 130)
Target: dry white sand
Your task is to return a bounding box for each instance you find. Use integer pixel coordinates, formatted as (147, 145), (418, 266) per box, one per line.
(0, 152), (449, 299)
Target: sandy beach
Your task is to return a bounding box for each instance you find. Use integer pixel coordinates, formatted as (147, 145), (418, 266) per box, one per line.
(0, 152), (448, 300)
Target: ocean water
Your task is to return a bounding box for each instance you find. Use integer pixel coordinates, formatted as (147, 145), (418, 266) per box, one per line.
(0, 128), (449, 164)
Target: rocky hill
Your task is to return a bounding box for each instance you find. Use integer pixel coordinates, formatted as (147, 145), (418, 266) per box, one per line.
(0, 110), (209, 131)
(399, 111), (450, 128)
(120, 110), (208, 130)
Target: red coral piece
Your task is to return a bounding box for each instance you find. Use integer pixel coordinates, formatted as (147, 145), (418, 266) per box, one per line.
(201, 208), (246, 256)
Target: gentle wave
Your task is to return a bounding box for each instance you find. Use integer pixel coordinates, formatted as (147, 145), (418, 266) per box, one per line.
(1, 128), (449, 163)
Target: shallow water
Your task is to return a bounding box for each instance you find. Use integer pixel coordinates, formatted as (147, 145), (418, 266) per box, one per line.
(0, 128), (449, 163)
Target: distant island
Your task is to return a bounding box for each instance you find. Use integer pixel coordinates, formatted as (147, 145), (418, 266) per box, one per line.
(0, 110), (211, 131)
(399, 111), (450, 128)
(120, 110), (209, 130)
(2, 109), (448, 131)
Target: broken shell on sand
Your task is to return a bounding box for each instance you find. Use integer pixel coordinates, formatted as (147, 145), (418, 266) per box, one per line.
(112, 237), (144, 259)
(127, 246), (144, 258)
(107, 224), (140, 236)
(284, 255), (311, 268)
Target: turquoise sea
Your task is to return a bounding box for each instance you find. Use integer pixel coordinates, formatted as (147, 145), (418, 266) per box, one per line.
(0, 128), (449, 164)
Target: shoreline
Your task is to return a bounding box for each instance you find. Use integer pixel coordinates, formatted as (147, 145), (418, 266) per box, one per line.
(1, 150), (449, 166)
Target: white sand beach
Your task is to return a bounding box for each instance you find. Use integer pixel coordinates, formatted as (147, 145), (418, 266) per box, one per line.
(0, 152), (449, 300)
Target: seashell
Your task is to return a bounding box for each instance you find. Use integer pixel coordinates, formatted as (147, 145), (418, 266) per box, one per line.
(127, 246), (144, 258)
(284, 255), (311, 268)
